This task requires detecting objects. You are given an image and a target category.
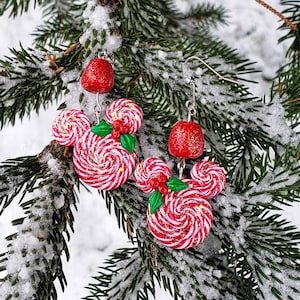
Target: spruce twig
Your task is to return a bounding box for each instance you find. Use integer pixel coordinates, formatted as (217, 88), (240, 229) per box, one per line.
(255, 0), (298, 31)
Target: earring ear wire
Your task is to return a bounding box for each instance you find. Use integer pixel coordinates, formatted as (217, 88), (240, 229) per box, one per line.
(184, 55), (240, 86)
(186, 78), (196, 122)
(94, 92), (103, 123)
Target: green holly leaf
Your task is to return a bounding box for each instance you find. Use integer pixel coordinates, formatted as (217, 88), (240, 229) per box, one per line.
(91, 120), (113, 137)
(166, 177), (189, 192)
(120, 133), (136, 153)
(149, 190), (163, 214)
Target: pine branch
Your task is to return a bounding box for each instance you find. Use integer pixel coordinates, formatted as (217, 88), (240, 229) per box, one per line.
(84, 247), (156, 300)
(273, 60), (300, 128)
(0, 0), (42, 17)
(244, 212), (300, 299)
(0, 155), (41, 214)
(0, 140), (78, 299)
(272, 1), (300, 132)
(166, 1), (228, 30)
(0, 45), (62, 128)
(213, 187), (300, 299)
(33, 2), (85, 46)
(0, 44), (85, 128)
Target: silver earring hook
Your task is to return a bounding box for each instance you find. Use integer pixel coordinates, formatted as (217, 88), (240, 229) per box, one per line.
(184, 55), (240, 86)
(177, 158), (186, 179)
(94, 92), (102, 123)
(182, 56), (239, 122)
(186, 79), (196, 122)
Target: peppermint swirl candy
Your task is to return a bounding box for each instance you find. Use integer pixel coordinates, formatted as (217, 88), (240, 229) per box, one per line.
(105, 98), (143, 134)
(52, 109), (90, 146)
(73, 131), (137, 190)
(190, 161), (226, 198)
(147, 180), (213, 249)
(134, 157), (172, 193)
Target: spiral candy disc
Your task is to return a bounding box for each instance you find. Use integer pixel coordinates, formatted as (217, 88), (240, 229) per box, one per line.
(190, 161), (226, 198)
(52, 109), (90, 146)
(105, 98), (143, 134)
(134, 157), (172, 193)
(73, 131), (137, 190)
(147, 180), (213, 249)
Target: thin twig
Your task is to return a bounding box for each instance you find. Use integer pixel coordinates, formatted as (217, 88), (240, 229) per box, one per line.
(63, 146), (70, 157)
(126, 218), (134, 236)
(255, 0), (298, 31)
(64, 42), (80, 54)
(288, 97), (300, 103)
(150, 244), (157, 270)
(128, 72), (143, 85)
(46, 53), (64, 74)
(278, 81), (284, 97)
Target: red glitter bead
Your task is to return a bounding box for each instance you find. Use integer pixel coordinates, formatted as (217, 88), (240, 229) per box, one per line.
(81, 58), (114, 94)
(168, 121), (204, 159)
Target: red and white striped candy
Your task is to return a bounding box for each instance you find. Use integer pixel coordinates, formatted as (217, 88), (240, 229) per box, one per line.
(147, 179), (213, 249)
(52, 109), (90, 146)
(134, 157), (172, 194)
(190, 161), (226, 198)
(73, 131), (136, 190)
(105, 98), (143, 134)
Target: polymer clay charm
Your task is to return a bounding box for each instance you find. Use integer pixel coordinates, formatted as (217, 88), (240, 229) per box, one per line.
(73, 132), (137, 190)
(134, 157), (225, 249)
(52, 98), (143, 190)
(52, 109), (90, 146)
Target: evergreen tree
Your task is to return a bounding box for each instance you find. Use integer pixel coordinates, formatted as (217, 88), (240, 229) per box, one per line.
(0, 0), (300, 299)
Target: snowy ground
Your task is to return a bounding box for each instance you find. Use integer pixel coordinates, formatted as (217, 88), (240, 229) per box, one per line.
(0, 0), (299, 299)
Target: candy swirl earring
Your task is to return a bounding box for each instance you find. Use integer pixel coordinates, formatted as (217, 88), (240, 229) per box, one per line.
(52, 98), (143, 190)
(133, 56), (231, 249)
(72, 98), (143, 190)
(134, 157), (226, 249)
(51, 52), (143, 190)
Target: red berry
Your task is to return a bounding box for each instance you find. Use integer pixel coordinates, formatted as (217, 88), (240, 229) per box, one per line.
(113, 120), (129, 134)
(157, 183), (169, 195)
(112, 120), (123, 131)
(149, 177), (160, 189)
(111, 130), (120, 140)
(119, 124), (129, 134)
(81, 58), (114, 94)
(156, 173), (168, 183)
(168, 121), (204, 159)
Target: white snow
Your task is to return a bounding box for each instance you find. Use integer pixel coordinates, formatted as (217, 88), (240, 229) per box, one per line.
(80, 0), (122, 57)
(0, 183), (65, 299)
(0, 0), (299, 299)
(145, 49), (185, 90)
